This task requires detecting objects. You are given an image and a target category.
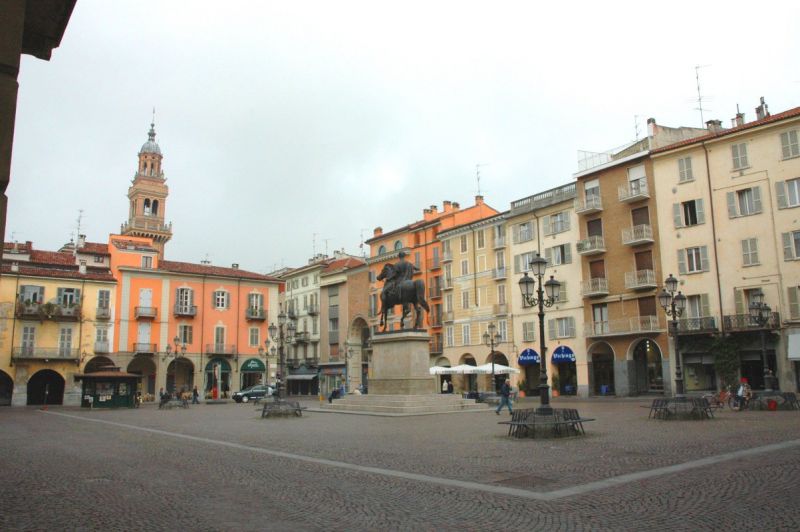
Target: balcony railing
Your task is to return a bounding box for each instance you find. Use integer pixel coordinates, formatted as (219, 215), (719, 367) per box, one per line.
(329, 331), (339, 345)
(121, 216), (172, 233)
(135, 306), (157, 319)
(294, 332), (310, 343)
(443, 310), (454, 322)
(624, 269), (657, 290)
(133, 343), (157, 354)
(492, 267), (507, 280)
(675, 316), (719, 334)
(494, 235), (506, 248)
(96, 307), (111, 320)
(205, 344), (237, 355)
(442, 250), (453, 263)
(621, 224), (654, 246)
(430, 337), (443, 354)
(245, 307), (266, 320)
(16, 301), (82, 321)
(442, 277), (454, 290)
(329, 306), (339, 319)
(307, 304), (319, 316)
(493, 303), (508, 316)
(574, 195), (603, 215)
(618, 179), (650, 203)
(174, 304), (197, 317)
(94, 341), (110, 353)
(427, 257), (442, 270)
(585, 316), (662, 337)
(12, 346), (80, 360)
(581, 278), (609, 297)
(576, 235), (606, 255)
(430, 314), (442, 327)
(723, 312), (780, 332)
(429, 286), (442, 299)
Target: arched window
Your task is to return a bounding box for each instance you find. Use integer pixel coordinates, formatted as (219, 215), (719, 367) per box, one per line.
(143, 199), (151, 216)
(152, 200), (159, 216)
(394, 240), (402, 250)
(378, 245), (386, 255)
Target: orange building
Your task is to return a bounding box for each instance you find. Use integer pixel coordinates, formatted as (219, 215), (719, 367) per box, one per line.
(365, 196), (499, 359)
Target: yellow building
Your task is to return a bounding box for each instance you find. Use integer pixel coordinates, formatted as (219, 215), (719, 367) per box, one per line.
(1, 240), (116, 406)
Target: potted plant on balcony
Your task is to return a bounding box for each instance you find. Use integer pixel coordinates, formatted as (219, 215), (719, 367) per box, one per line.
(37, 302), (60, 321)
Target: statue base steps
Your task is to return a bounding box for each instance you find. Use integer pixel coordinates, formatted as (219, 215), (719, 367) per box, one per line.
(317, 394), (486, 416)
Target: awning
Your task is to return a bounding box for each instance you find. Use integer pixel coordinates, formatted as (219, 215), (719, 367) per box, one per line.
(552, 345), (576, 363)
(518, 348), (540, 366)
(205, 358), (231, 371)
(788, 332), (800, 360)
(475, 363), (520, 375)
(683, 354), (714, 365)
(240, 358), (266, 372)
(286, 374), (317, 381)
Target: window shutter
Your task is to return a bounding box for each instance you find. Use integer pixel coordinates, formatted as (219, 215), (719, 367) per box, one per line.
(512, 224), (520, 244)
(776, 181), (788, 209)
(542, 215), (552, 236)
(734, 289), (744, 315)
(564, 244), (572, 264)
(547, 319), (556, 340)
(700, 294), (710, 317)
(563, 215), (571, 231)
(57, 288), (64, 305)
(36, 286), (44, 303)
(695, 199), (705, 224)
(788, 287), (800, 320)
(514, 255), (522, 274)
(212, 291), (217, 307)
(559, 281), (567, 302)
(677, 249), (687, 275)
(726, 192), (737, 218)
(783, 233), (794, 260)
(700, 246), (710, 272)
(175, 288), (180, 307)
(567, 317), (576, 338)
(752, 186), (762, 214)
(673, 203), (683, 228)
(544, 247), (552, 265)
(741, 239), (750, 266)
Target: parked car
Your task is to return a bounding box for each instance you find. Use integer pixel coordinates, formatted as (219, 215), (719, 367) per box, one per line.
(232, 384), (274, 403)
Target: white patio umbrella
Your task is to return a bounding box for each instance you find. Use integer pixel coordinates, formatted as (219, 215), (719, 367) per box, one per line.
(438, 364), (481, 375)
(475, 363), (520, 375)
(428, 366), (450, 375)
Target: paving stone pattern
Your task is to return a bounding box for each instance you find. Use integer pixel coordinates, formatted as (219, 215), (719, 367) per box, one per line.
(0, 397), (799, 531)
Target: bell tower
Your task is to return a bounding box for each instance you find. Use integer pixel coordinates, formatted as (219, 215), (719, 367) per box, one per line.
(120, 119), (173, 257)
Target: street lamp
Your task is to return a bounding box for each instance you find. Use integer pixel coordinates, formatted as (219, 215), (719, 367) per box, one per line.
(258, 343), (271, 388)
(482, 322), (502, 393)
(748, 289), (774, 391)
(162, 335), (187, 395)
(268, 304), (297, 401)
(658, 274), (687, 397)
(518, 253), (561, 415)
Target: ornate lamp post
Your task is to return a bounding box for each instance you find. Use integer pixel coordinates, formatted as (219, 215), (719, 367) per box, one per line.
(257, 343), (271, 388)
(748, 289), (774, 391)
(162, 335), (187, 395)
(482, 322), (502, 393)
(518, 253), (561, 415)
(658, 274), (687, 398)
(268, 305), (297, 401)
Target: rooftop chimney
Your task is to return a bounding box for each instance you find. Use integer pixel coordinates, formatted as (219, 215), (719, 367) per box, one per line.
(79, 260), (87, 274)
(231, 263), (239, 269)
(705, 119), (723, 133)
(77, 234), (86, 248)
(452, 201), (460, 210)
(755, 96), (770, 120)
(10, 262), (18, 273)
(443, 200), (452, 212)
(430, 205), (438, 213)
(647, 117), (657, 138)
(373, 227), (383, 237)
(475, 195), (484, 206)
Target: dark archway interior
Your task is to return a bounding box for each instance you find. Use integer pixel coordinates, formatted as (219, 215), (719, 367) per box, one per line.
(27, 370), (65, 405)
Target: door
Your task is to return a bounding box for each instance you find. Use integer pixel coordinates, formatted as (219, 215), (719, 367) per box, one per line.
(139, 288), (152, 308)
(592, 304), (609, 335)
(137, 322), (151, 350)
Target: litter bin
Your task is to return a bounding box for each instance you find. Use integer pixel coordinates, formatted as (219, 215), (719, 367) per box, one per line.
(767, 399), (778, 411)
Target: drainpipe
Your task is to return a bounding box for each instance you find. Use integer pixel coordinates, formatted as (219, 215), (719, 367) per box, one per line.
(9, 272), (20, 366)
(701, 141), (725, 332)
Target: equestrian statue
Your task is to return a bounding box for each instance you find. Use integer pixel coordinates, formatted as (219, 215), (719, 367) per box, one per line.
(376, 251), (430, 331)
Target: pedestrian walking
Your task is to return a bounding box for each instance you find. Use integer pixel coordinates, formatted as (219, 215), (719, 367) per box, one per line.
(442, 379), (448, 394)
(192, 386), (200, 404)
(447, 381), (453, 394)
(496, 379), (513, 415)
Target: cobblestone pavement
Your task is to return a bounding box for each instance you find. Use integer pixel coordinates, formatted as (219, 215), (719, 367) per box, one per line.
(1, 396), (799, 531)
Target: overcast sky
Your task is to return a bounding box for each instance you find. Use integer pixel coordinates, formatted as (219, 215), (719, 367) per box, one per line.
(8, 0), (800, 273)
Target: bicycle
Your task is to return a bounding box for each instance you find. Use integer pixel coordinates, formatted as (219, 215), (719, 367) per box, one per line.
(703, 386), (733, 410)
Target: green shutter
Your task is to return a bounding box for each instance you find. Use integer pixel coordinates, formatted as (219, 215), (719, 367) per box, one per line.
(734, 289), (744, 315)
(783, 233), (794, 260)
(788, 287), (800, 320)
(57, 288), (64, 305)
(677, 249), (687, 275)
(696, 199), (705, 224)
(727, 192), (737, 218)
(673, 203), (683, 228)
(776, 181), (788, 209)
(700, 294), (710, 317)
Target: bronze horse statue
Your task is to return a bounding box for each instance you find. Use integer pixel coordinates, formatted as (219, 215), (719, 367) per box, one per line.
(377, 263), (430, 330)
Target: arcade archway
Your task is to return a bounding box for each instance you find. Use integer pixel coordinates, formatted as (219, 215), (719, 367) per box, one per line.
(128, 356), (157, 398)
(27, 369), (65, 405)
(484, 351), (508, 392)
(632, 339), (664, 394)
(168, 358), (194, 393)
(588, 342), (615, 396)
(84, 356), (115, 373)
(458, 354), (477, 393)
(0, 370), (13, 406)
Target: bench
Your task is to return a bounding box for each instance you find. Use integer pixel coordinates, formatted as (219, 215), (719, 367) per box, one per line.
(647, 397), (714, 420)
(260, 399), (307, 418)
(160, 398), (189, 410)
(499, 408), (595, 438)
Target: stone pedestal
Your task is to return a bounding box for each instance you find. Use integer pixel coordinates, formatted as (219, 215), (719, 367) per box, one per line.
(369, 330), (437, 395)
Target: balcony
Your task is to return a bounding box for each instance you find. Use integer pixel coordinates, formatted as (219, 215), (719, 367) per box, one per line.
(205, 344), (237, 356)
(581, 278), (609, 297)
(94, 341), (110, 354)
(135, 306), (157, 319)
(576, 235), (606, 255)
(429, 285), (442, 299)
(245, 307), (266, 321)
(574, 195), (603, 215)
(96, 307), (111, 320)
(624, 269), (657, 290)
(443, 310), (454, 322)
(723, 312), (781, 332)
(16, 301), (81, 321)
(585, 316), (662, 338)
(174, 304), (197, 317)
(329, 306), (339, 319)
(676, 316), (719, 335)
(12, 346), (80, 361)
(302, 355), (319, 366)
(618, 180), (650, 203)
(493, 303), (508, 316)
(492, 267), (507, 280)
(494, 235), (506, 248)
(430, 314), (442, 327)
(442, 277), (454, 290)
(294, 332), (310, 343)
(427, 257), (442, 270)
(132, 343), (157, 354)
(621, 224), (654, 246)
(307, 304), (319, 316)
(329, 331), (339, 345)
(121, 216), (172, 233)
(442, 250), (453, 263)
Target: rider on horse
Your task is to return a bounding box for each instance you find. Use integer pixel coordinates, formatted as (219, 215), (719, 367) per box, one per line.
(384, 251), (418, 301)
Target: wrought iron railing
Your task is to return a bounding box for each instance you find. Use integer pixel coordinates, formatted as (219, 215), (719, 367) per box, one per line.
(723, 312), (780, 331)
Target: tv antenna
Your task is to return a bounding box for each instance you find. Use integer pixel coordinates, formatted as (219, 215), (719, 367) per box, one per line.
(694, 64), (712, 126)
(476, 163), (489, 195)
(634, 115), (640, 141)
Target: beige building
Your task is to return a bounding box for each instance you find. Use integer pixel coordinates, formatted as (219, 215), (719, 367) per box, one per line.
(438, 211), (510, 394)
(652, 102), (800, 392)
(507, 183), (586, 396)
